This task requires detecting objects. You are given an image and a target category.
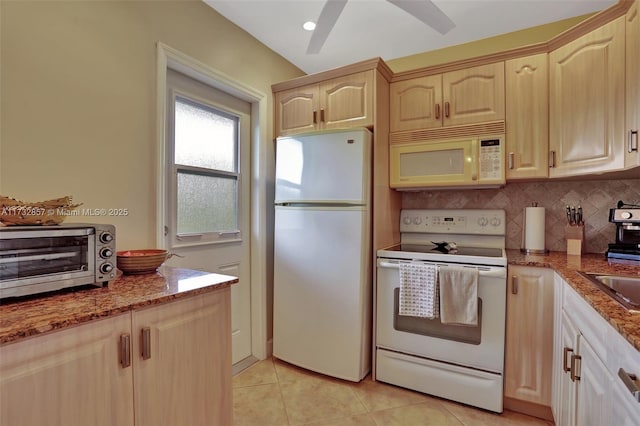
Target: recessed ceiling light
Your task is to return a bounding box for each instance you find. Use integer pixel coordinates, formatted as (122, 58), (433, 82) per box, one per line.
(303, 21), (316, 31)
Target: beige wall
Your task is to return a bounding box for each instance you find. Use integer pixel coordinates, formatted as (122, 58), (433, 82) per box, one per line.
(0, 0), (303, 249)
(387, 14), (592, 73)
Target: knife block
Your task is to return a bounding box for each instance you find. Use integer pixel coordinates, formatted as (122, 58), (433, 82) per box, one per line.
(565, 225), (585, 256)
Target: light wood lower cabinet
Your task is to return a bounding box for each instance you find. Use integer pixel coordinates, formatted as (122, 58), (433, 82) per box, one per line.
(0, 289), (231, 426)
(0, 313), (134, 426)
(132, 289), (231, 426)
(504, 266), (554, 419)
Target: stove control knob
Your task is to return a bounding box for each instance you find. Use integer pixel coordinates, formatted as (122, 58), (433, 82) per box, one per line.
(620, 211), (632, 220)
(490, 217), (501, 227)
(477, 217), (488, 227)
(403, 216), (412, 225)
(413, 217), (422, 225)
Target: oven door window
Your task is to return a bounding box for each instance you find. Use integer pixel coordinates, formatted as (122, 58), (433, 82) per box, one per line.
(393, 288), (482, 345)
(0, 236), (90, 281)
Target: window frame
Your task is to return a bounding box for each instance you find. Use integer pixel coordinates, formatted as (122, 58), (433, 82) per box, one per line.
(167, 87), (243, 247)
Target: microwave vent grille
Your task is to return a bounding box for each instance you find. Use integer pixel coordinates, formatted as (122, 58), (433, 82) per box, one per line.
(390, 121), (505, 145)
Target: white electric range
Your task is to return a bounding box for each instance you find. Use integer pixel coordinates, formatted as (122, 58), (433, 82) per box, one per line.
(376, 209), (507, 413)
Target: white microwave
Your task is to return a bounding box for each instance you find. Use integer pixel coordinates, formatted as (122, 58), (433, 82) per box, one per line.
(389, 135), (506, 190)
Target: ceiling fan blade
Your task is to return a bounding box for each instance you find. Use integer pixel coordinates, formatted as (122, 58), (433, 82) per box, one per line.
(306, 0), (348, 54)
(387, 0), (455, 35)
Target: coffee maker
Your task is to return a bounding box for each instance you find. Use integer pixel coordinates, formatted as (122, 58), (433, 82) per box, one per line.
(606, 200), (640, 261)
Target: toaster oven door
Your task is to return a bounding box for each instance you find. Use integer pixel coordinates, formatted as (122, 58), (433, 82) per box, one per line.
(0, 228), (95, 294)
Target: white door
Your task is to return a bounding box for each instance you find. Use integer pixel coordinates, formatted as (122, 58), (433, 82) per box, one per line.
(164, 69), (251, 365)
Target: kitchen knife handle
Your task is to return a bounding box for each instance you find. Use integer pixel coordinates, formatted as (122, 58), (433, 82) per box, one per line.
(508, 152), (515, 170)
(435, 103), (440, 120)
(511, 276), (519, 294)
(141, 327), (151, 360)
(120, 334), (131, 368)
(629, 130), (639, 153)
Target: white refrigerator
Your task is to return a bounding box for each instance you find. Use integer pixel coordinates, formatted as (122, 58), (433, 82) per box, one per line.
(273, 128), (372, 382)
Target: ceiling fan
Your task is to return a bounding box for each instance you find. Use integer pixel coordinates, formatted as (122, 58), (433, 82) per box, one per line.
(307, 0), (455, 54)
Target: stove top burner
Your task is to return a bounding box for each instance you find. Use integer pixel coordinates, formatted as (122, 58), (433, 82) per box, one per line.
(387, 244), (504, 258)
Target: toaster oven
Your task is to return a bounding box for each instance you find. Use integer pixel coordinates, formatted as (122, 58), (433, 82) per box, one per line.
(0, 224), (116, 299)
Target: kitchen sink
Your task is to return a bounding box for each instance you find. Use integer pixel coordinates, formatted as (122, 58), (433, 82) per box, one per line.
(577, 272), (640, 313)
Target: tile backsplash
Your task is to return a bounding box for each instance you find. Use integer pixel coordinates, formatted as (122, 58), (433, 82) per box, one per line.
(402, 178), (640, 253)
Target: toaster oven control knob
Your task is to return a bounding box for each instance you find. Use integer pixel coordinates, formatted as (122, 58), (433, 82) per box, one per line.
(99, 232), (114, 243)
(100, 263), (114, 274)
(100, 247), (113, 258)
(620, 211), (632, 219)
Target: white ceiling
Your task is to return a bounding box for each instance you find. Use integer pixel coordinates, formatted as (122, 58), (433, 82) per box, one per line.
(204, 0), (617, 74)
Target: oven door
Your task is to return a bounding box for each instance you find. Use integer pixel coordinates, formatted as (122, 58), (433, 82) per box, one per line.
(376, 257), (507, 373)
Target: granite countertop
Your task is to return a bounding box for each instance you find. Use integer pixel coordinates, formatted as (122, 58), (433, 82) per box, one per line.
(507, 249), (640, 352)
(0, 266), (238, 346)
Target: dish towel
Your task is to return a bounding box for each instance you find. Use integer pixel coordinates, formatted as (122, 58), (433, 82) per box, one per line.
(398, 262), (439, 319)
(439, 265), (478, 326)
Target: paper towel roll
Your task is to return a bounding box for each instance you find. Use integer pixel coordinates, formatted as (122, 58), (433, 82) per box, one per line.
(523, 207), (546, 252)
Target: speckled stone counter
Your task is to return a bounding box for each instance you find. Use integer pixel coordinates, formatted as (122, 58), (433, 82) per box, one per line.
(0, 266), (238, 345)
(507, 250), (640, 352)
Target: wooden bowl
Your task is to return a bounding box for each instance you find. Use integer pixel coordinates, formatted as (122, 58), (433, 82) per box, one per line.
(116, 249), (169, 275)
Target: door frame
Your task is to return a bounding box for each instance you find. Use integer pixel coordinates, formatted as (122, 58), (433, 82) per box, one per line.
(155, 42), (268, 360)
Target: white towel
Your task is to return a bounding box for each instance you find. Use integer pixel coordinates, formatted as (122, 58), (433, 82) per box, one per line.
(398, 262), (439, 319)
(439, 266), (478, 326)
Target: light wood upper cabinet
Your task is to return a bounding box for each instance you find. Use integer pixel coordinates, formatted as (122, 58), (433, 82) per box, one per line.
(505, 266), (554, 414)
(505, 54), (549, 180)
(275, 85), (319, 135)
(442, 62), (505, 127)
(390, 75), (442, 131)
(549, 17), (626, 177)
(627, 0), (640, 168)
(390, 62), (504, 132)
(275, 70), (373, 135)
(0, 314), (135, 426)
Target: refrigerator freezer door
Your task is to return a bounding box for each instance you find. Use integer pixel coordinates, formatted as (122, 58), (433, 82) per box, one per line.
(273, 205), (372, 381)
(275, 129), (371, 204)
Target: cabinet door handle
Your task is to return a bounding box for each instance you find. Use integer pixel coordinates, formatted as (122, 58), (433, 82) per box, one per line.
(563, 347), (573, 373)
(444, 102), (450, 118)
(320, 108), (325, 123)
(570, 354), (581, 382)
(512, 276), (518, 294)
(508, 152), (515, 170)
(435, 103), (441, 120)
(618, 368), (640, 402)
(120, 334), (131, 368)
(548, 150), (556, 168)
(629, 130), (639, 153)
(141, 327), (151, 360)
(313, 110), (317, 124)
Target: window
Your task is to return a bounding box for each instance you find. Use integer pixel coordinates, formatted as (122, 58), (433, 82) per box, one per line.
(173, 96), (239, 237)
